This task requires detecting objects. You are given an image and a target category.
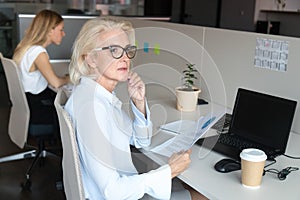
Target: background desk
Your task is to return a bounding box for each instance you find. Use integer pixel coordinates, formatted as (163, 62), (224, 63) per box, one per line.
(139, 99), (300, 200)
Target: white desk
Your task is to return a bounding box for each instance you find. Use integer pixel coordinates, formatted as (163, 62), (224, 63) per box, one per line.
(140, 99), (300, 200)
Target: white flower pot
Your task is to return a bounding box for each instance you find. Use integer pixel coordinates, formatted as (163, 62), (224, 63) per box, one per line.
(175, 87), (201, 111)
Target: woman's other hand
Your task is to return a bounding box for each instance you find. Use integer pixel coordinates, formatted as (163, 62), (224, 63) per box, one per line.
(168, 149), (192, 178)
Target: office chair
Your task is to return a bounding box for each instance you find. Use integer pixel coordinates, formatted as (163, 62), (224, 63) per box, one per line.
(0, 53), (60, 190)
(54, 88), (86, 200)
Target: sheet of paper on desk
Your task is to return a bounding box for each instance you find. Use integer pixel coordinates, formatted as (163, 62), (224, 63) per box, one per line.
(159, 119), (199, 135)
(150, 111), (225, 157)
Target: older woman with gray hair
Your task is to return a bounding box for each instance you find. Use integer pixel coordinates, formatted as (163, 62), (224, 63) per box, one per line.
(65, 16), (207, 200)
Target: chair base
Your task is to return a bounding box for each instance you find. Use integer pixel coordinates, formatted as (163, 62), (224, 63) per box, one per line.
(0, 150), (36, 163)
(21, 149), (60, 191)
(0, 148), (61, 190)
(0, 149), (59, 163)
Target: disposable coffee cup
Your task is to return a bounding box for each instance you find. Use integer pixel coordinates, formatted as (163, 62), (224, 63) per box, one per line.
(240, 148), (267, 189)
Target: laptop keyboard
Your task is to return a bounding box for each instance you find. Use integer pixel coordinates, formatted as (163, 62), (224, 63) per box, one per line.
(219, 134), (258, 150)
(197, 113), (280, 160)
(218, 134), (276, 158)
(211, 113), (232, 132)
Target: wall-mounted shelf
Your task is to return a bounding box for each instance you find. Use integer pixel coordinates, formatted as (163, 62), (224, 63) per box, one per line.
(261, 9), (300, 15)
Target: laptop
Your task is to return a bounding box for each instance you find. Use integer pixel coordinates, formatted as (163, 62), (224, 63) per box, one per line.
(196, 88), (297, 161)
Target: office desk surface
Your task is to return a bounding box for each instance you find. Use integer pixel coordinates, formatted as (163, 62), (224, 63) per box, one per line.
(142, 99), (300, 200)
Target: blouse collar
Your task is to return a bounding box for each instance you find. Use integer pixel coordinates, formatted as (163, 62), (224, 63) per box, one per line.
(80, 76), (122, 110)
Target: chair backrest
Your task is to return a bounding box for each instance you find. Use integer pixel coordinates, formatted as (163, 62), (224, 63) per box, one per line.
(54, 89), (85, 200)
(0, 52), (29, 148)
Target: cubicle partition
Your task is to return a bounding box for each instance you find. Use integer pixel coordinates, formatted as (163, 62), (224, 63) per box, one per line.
(126, 18), (300, 135)
(16, 14), (300, 135)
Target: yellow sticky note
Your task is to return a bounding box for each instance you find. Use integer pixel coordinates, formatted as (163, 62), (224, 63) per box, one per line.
(154, 44), (160, 55)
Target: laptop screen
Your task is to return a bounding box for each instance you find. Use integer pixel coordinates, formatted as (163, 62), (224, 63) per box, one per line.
(229, 88), (297, 153)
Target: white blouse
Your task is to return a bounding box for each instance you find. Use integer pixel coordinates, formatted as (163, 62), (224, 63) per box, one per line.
(19, 45), (48, 94)
(65, 77), (172, 200)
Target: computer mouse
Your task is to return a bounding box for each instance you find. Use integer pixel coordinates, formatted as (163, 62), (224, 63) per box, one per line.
(214, 158), (241, 173)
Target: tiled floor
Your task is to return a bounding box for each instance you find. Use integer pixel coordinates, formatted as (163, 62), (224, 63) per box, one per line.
(0, 68), (66, 199)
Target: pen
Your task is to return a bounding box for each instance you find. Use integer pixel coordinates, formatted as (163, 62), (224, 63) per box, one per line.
(201, 116), (216, 129)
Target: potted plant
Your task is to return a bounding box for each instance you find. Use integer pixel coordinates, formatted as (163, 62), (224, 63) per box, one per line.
(175, 63), (201, 111)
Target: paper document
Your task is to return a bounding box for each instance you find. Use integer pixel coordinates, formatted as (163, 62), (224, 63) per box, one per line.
(150, 111), (225, 157)
(160, 119), (199, 135)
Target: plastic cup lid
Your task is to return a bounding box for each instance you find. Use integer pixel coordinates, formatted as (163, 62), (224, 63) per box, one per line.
(240, 148), (267, 162)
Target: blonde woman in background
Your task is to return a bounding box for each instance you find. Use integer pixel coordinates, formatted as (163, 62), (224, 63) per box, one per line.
(13, 9), (69, 135)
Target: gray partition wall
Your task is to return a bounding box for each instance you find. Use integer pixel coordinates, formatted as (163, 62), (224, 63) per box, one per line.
(127, 18), (300, 135)
(16, 15), (300, 134)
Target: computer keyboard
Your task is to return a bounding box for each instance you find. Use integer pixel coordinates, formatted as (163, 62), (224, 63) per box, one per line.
(211, 113), (232, 133)
(218, 134), (276, 158)
(218, 134), (258, 150)
(198, 112), (279, 160)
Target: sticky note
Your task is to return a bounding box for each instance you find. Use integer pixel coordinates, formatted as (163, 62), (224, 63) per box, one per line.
(154, 44), (160, 55)
(135, 41), (139, 49)
(144, 42), (149, 53)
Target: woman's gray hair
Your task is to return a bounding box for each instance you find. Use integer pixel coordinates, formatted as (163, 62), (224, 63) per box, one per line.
(69, 16), (134, 85)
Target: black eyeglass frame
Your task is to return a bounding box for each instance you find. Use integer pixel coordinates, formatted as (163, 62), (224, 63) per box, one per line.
(93, 45), (137, 59)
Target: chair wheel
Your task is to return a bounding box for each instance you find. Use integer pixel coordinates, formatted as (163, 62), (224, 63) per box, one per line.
(21, 179), (32, 190)
(56, 180), (63, 191)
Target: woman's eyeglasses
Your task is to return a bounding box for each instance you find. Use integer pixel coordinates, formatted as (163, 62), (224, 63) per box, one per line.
(93, 45), (137, 59)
